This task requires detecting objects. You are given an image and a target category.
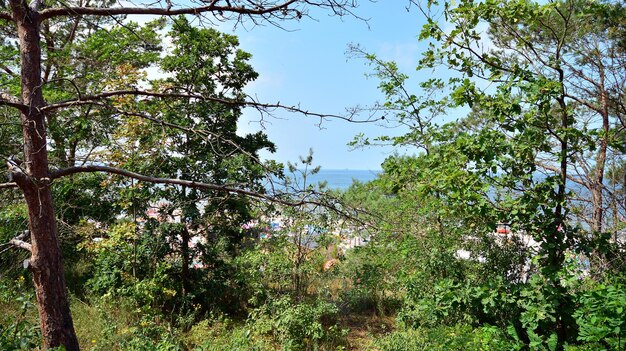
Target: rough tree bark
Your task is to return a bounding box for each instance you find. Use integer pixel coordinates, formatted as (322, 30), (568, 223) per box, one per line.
(8, 0), (80, 349)
(591, 66), (610, 233)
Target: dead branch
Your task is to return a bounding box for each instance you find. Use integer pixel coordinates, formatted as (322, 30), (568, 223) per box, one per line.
(535, 161), (587, 187)
(10, 238), (31, 252)
(38, 0), (365, 22)
(9, 230), (31, 252)
(0, 182), (18, 189)
(0, 91), (27, 111)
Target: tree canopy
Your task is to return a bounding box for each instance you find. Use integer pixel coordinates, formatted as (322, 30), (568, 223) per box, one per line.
(0, 0), (365, 349)
(0, 0), (625, 350)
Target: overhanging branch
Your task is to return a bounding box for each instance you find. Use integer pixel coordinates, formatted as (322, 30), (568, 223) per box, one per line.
(52, 164), (315, 207)
(536, 161), (588, 187)
(0, 182), (18, 189)
(41, 89), (380, 123)
(40, 0), (298, 20)
(50, 164), (369, 225)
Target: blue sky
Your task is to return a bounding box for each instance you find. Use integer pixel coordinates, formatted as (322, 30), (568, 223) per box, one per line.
(228, 2), (430, 170)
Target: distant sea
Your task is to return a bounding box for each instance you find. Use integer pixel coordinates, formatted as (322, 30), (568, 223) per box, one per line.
(287, 169), (381, 190)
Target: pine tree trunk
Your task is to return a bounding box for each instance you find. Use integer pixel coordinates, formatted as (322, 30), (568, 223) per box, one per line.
(181, 225), (191, 297)
(591, 67), (610, 233)
(9, 0), (80, 348)
(17, 180), (80, 351)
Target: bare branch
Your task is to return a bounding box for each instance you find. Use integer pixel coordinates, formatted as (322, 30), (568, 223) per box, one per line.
(49, 164), (369, 225)
(9, 230), (31, 252)
(41, 88), (381, 123)
(42, 89), (209, 111)
(52, 164), (313, 206)
(0, 91), (27, 111)
(40, 0), (298, 20)
(536, 161), (587, 187)
(0, 63), (18, 77)
(0, 182), (18, 189)
(10, 238), (32, 252)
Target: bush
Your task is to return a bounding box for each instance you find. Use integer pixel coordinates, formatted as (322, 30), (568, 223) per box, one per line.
(0, 315), (40, 351)
(339, 245), (402, 316)
(77, 295), (183, 351)
(574, 281), (626, 349)
(375, 324), (521, 351)
(250, 296), (347, 351)
(0, 278), (41, 350)
(189, 318), (271, 351)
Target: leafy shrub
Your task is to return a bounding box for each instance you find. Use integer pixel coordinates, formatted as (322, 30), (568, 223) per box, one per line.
(78, 295), (182, 351)
(195, 327), (270, 351)
(0, 278), (40, 350)
(574, 282), (626, 349)
(397, 278), (477, 329)
(0, 314), (40, 350)
(375, 324), (521, 351)
(90, 316), (183, 351)
(189, 318), (271, 351)
(339, 245), (402, 316)
(250, 296), (347, 351)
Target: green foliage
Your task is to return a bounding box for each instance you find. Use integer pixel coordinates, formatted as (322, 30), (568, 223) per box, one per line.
(250, 296), (347, 351)
(72, 295), (185, 351)
(104, 324), (183, 351)
(375, 324), (521, 351)
(194, 327), (269, 351)
(188, 317), (271, 351)
(2, 1), (624, 350)
(162, 17), (258, 94)
(0, 203), (29, 280)
(98, 17), (279, 317)
(85, 221), (180, 311)
(349, 0), (626, 349)
(574, 282), (626, 349)
(0, 279), (40, 350)
(340, 247), (397, 315)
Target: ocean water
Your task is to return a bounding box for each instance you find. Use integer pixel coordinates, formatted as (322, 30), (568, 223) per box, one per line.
(286, 169), (381, 190)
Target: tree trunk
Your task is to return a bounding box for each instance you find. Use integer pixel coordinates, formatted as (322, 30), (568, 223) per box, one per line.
(552, 67), (574, 350)
(591, 66), (610, 233)
(181, 225), (191, 297)
(179, 185), (191, 297)
(9, 0), (80, 349)
(17, 180), (80, 351)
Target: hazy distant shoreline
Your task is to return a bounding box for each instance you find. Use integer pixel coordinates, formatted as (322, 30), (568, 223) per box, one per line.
(286, 169), (381, 190)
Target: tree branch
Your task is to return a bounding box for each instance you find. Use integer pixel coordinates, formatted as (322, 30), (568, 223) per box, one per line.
(10, 238), (32, 252)
(536, 161), (587, 187)
(52, 165), (313, 206)
(40, 0), (298, 20)
(49, 164), (369, 225)
(41, 89), (379, 123)
(41, 89), (211, 111)
(0, 91), (27, 111)
(0, 63), (18, 77)
(0, 182), (18, 189)
(9, 230), (31, 252)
